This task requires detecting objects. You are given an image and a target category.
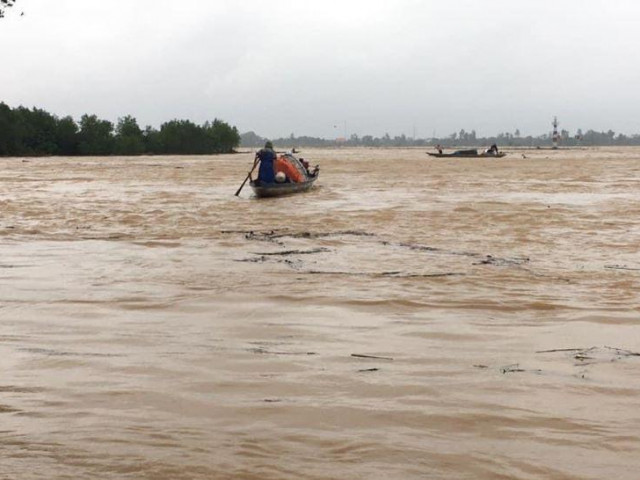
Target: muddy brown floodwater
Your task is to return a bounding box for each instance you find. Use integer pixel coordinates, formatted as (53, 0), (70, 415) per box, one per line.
(1, 147), (640, 479)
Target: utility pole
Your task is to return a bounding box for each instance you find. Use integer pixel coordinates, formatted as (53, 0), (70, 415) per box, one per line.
(552, 116), (559, 149)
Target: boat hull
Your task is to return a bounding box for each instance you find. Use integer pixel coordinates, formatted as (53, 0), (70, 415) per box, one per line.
(250, 175), (318, 198)
(427, 152), (506, 158)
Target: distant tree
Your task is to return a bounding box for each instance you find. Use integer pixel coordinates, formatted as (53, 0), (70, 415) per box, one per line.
(240, 126), (640, 149)
(361, 135), (375, 147)
(18, 107), (59, 154)
(142, 125), (162, 154)
(55, 116), (79, 155)
(394, 134), (408, 146)
(6, 106), (30, 154)
(78, 114), (114, 155)
(0, 103), (60, 155)
(240, 131), (265, 148)
(0, 102), (16, 155)
(0, 102), (241, 157)
(114, 115), (145, 155)
(205, 118), (240, 153)
(157, 119), (209, 154)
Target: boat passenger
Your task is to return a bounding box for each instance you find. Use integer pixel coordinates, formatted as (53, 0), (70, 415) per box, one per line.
(256, 141), (277, 184)
(299, 157), (310, 173)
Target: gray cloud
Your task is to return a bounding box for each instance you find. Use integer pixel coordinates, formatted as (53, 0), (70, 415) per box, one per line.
(3, 0), (640, 138)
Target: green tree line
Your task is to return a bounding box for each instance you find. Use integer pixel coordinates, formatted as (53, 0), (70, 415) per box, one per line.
(241, 128), (640, 149)
(0, 102), (240, 156)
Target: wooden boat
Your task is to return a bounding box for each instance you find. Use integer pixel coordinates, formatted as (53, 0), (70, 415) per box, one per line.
(427, 149), (506, 158)
(251, 173), (319, 198)
(250, 153), (319, 198)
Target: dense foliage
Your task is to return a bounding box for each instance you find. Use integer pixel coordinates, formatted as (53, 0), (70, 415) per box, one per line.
(0, 103), (240, 156)
(241, 128), (640, 149)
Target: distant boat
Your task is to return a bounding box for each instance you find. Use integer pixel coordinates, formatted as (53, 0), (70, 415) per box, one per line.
(427, 149), (506, 158)
(250, 153), (319, 198)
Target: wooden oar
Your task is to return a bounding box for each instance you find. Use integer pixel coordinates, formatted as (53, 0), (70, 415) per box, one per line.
(235, 155), (259, 196)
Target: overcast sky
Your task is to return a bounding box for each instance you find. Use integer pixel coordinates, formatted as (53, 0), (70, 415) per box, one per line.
(2, 0), (640, 139)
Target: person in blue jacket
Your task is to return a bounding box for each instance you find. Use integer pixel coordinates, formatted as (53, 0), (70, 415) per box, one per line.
(256, 141), (276, 184)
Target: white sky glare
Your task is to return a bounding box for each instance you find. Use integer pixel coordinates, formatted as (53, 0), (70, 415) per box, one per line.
(2, 0), (640, 138)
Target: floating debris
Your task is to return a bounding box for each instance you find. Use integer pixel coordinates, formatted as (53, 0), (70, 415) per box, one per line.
(248, 347), (316, 356)
(474, 255), (530, 267)
(381, 272), (465, 278)
(351, 353), (394, 361)
(306, 270), (464, 278)
(17, 347), (123, 358)
(252, 247), (330, 256)
(225, 229), (375, 243)
(500, 364), (525, 374)
(605, 264), (640, 271)
(536, 346), (640, 368)
(535, 348), (584, 354)
(227, 229), (541, 279)
(391, 241), (479, 258)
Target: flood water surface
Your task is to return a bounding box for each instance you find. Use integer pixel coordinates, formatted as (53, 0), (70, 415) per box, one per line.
(1, 147), (640, 479)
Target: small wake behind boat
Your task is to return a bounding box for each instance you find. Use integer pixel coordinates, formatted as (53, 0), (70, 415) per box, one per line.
(250, 153), (319, 198)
